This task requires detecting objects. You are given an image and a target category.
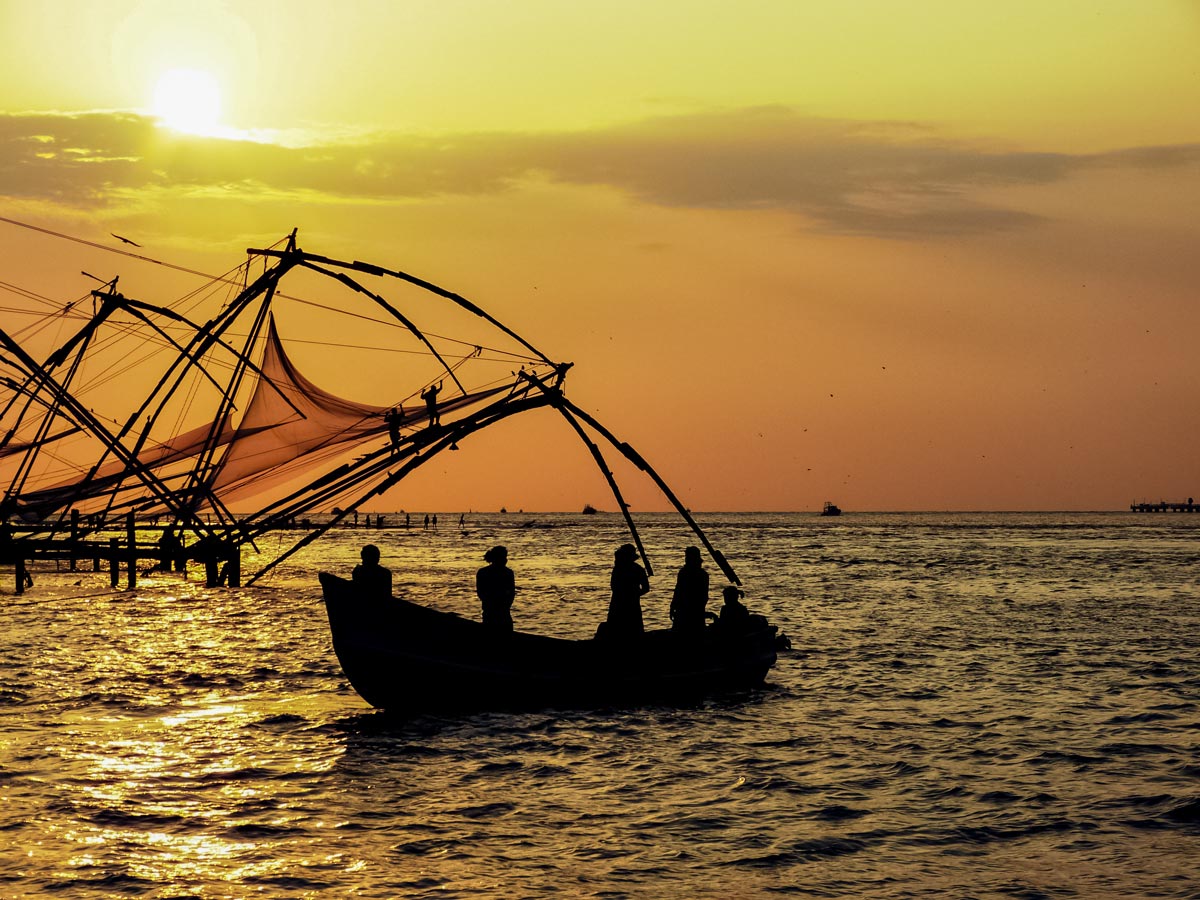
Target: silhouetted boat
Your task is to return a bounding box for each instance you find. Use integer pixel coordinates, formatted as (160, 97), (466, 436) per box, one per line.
(581, 503), (598, 514)
(319, 572), (782, 713)
(821, 501), (842, 517)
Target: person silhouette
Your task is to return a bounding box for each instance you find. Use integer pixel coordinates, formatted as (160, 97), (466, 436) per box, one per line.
(605, 543), (649, 638)
(715, 585), (750, 631)
(385, 407), (403, 453)
(156, 527), (183, 572)
(476, 545), (515, 632)
(670, 545), (710, 635)
(420, 381), (442, 427)
(352, 544), (392, 598)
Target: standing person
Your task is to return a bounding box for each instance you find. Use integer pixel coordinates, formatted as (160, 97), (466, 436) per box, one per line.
(605, 543), (650, 638)
(670, 546), (709, 635)
(420, 380), (442, 427)
(476, 545), (515, 632)
(385, 407), (403, 453)
(352, 544), (392, 598)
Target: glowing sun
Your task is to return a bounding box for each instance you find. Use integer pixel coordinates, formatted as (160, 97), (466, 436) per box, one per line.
(152, 69), (222, 134)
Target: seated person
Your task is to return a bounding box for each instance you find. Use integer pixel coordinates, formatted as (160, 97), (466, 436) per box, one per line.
(715, 585), (751, 630)
(352, 544), (392, 598)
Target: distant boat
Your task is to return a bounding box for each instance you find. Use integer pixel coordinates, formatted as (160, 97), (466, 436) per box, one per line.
(820, 501), (842, 517)
(581, 503), (598, 514)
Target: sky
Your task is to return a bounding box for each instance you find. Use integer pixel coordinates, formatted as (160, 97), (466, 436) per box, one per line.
(2, 0), (1198, 512)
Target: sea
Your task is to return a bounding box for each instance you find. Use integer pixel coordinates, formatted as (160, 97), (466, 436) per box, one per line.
(1, 511), (1197, 899)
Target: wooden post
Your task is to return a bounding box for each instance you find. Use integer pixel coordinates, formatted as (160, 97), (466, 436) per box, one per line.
(70, 509), (80, 572)
(227, 547), (241, 588)
(125, 512), (136, 590)
(109, 538), (119, 588)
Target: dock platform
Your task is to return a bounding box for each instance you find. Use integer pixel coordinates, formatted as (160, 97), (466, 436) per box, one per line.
(1130, 499), (1197, 513)
(1, 512), (241, 594)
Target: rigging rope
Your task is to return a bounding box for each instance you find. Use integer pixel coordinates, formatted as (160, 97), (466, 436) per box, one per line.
(0, 214), (540, 363)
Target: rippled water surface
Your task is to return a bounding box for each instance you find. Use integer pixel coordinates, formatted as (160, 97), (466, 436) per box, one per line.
(2, 512), (1198, 898)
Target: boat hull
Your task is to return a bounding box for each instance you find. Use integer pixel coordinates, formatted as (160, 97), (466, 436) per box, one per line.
(319, 572), (780, 713)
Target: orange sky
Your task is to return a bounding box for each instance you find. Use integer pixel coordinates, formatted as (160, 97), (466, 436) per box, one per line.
(2, 1), (1198, 512)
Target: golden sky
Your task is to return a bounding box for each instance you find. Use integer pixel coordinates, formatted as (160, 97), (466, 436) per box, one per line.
(2, 0), (1198, 511)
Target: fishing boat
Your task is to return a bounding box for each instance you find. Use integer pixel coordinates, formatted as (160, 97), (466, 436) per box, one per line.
(320, 572), (781, 713)
(821, 501), (842, 516)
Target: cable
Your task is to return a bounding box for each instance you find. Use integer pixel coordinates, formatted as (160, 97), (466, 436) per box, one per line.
(1, 213), (542, 363)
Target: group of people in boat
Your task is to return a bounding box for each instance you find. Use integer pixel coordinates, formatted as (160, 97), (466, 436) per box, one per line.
(604, 541), (751, 639)
(350, 540), (753, 638)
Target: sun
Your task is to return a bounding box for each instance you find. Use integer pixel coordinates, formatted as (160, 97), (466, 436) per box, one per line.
(152, 68), (222, 134)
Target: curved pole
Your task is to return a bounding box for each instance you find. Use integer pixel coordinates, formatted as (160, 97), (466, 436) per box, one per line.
(550, 402), (653, 577)
(521, 372), (740, 586)
(248, 247), (557, 367)
(0, 329), (218, 534)
(0, 296), (121, 505)
(43, 261), (301, 533)
(297, 260), (467, 397)
(120, 297), (308, 420)
(246, 392), (553, 584)
(180, 279), (278, 521)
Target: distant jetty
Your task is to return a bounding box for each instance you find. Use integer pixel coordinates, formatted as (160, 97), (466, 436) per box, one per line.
(1130, 498), (1197, 513)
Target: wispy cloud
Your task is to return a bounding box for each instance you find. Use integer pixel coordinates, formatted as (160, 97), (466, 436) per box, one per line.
(2, 108), (1198, 238)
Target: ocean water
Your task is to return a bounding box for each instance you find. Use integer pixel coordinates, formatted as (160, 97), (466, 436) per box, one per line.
(1, 511), (1197, 899)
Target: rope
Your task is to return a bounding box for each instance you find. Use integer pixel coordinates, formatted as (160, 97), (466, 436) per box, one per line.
(0, 213), (540, 363)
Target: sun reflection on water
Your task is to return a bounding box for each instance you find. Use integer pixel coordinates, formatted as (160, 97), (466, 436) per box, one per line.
(4, 515), (1198, 897)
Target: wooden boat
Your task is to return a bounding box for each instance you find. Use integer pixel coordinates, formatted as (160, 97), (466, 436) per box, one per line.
(320, 572), (782, 713)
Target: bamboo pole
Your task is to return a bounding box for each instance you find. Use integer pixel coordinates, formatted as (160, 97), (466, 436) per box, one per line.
(125, 512), (136, 590)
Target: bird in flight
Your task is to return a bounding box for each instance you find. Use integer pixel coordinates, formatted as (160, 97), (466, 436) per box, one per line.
(110, 232), (141, 247)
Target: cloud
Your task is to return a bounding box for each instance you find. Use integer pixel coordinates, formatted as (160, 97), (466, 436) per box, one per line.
(2, 108), (1198, 238)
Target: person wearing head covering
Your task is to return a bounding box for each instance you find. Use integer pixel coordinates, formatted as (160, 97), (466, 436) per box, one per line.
(670, 546), (710, 635)
(476, 545), (515, 632)
(716, 585), (751, 630)
(605, 543), (650, 637)
(352, 544), (392, 598)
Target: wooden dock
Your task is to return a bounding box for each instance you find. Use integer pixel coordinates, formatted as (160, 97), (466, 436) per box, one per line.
(1, 511), (241, 594)
(1130, 499), (1197, 513)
